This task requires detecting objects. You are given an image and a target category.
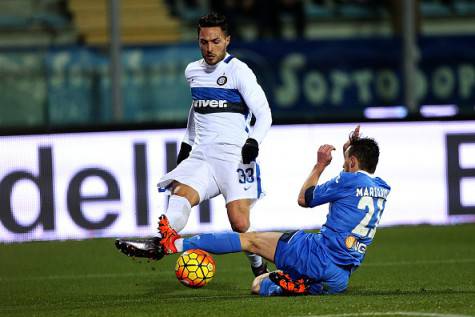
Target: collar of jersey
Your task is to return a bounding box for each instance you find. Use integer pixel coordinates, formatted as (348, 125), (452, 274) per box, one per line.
(356, 170), (374, 178)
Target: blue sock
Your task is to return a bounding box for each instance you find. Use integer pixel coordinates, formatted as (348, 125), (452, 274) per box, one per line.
(183, 232), (242, 254)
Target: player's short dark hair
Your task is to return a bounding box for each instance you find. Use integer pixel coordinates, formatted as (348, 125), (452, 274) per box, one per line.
(348, 137), (380, 173)
(197, 12), (229, 36)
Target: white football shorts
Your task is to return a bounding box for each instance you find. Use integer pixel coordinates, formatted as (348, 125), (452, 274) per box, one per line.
(158, 143), (264, 204)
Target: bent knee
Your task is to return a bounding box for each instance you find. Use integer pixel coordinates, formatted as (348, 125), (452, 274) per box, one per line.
(170, 182), (200, 206)
(230, 219), (250, 233)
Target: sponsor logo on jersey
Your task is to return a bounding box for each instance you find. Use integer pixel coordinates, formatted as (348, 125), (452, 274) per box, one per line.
(345, 235), (367, 254)
(217, 75), (227, 86)
(345, 235), (356, 249)
(192, 99), (228, 108)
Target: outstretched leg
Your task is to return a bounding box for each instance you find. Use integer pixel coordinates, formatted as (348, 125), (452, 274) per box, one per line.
(165, 230), (283, 263)
(116, 223), (282, 266)
(115, 181), (198, 259)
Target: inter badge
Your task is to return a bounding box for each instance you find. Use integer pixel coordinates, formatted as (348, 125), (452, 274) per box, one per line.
(217, 75), (227, 86)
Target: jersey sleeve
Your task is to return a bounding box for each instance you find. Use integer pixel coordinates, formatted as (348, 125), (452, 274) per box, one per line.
(307, 171), (351, 207)
(182, 106), (196, 146)
(182, 64), (195, 145)
(235, 63), (272, 144)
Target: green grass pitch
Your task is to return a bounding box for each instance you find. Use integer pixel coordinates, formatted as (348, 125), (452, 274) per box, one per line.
(1, 224), (475, 317)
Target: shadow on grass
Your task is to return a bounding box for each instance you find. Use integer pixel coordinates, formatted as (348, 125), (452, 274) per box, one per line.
(138, 278), (475, 301)
(141, 279), (254, 301)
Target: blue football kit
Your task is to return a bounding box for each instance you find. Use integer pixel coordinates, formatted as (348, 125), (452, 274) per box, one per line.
(182, 169), (390, 296)
(269, 170), (391, 295)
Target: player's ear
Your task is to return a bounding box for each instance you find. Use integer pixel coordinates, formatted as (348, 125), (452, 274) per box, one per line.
(350, 156), (357, 169)
(225, 35), (231, 47)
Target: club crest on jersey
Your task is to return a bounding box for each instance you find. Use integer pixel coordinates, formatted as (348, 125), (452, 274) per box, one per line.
(217, 75), (227, 86)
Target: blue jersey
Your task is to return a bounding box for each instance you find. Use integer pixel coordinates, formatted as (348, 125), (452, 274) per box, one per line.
(307, 170), (391, 267)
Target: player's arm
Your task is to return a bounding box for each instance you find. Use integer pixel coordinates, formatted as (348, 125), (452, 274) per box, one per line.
(177, 65), (197, 165)
(177, 106), (195, 165)
(297, 144), (335, 207)
(237, 64), (272, 164)
(247, 97), (272, 145)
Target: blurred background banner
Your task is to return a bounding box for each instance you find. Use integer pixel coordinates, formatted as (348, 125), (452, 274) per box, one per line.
(1, 35), (475, 127)
(0, 46), (199, 127)
(1, 121), (475, 243)
(1, 0), (475, 242)
(45, 45), (199, 125)
(234, 35), (475, 119)
(1, 0), (475, 129)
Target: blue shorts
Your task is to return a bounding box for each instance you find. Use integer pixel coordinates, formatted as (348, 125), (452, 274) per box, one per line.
(271, 230), (352, 295)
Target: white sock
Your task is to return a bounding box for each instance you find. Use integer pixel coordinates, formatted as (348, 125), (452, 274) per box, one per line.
(246, 251), (263, 268)
(244, 225), (263, 268)
(174, 238), (184, 253)
(165, 195), (192, 232)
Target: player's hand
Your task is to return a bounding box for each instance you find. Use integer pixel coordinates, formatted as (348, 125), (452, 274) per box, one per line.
(343, 125), (360, 153)
(177, 142), (192, 165)
(317, 144), (336, 167)
(241, 138), (259, 164)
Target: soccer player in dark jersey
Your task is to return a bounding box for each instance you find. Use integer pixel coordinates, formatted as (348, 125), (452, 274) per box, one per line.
(122, 126), (390, 296)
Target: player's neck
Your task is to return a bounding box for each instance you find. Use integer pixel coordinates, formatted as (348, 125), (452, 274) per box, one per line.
(204, 53), (229, 67)
(348, 164), (360, 173)
(357, 170), (373, 177)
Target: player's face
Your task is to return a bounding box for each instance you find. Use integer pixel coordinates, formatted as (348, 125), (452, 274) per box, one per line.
(199, 27), (230, 65)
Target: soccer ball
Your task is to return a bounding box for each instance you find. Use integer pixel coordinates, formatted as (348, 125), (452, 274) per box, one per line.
(175, 249), (216, 288)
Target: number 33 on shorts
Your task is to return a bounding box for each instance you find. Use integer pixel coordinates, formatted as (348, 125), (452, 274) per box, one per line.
(235, 162), (264, 199)
(236, 162), (256, 190)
